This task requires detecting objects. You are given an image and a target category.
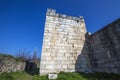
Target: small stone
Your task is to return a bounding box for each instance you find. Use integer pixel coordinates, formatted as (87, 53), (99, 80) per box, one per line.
(48, 74), (58, 79)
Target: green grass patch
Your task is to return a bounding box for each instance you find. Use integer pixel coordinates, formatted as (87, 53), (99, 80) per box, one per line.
(80, 72), (120, 80)
(0, 72), (32, 80)
(32, 75), (48, 80)
(57, 71), (86, 80)
(0, 71), (120, 80)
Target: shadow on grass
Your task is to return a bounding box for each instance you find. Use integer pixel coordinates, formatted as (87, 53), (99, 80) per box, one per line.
(26, 68), (39, 76)
(78, 72), (120, 80)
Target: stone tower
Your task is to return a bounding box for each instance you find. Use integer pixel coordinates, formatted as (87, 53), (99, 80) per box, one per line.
(40, 9), (91, 75)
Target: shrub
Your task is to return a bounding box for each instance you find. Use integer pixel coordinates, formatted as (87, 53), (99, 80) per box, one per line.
(15, 57), (26, 62)
(0, 53), (14, 59)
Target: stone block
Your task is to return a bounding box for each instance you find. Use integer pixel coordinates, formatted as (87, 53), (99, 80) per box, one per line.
(46, 65), (54, 69)
(48, 74), (58, 79)
(62, 65), (67, 69)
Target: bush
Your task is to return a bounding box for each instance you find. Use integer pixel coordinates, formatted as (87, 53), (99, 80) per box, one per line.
(15, 57), (26, 62)
(0, 53), (26, 62)
(0, 53), (14, 59)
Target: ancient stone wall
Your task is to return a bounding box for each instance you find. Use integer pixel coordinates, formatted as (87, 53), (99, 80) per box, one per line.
(40, 8), (120, 75)
(0, 56), (26, 73)
(88, 19), (120, 74)
(40, 9), (92, 75)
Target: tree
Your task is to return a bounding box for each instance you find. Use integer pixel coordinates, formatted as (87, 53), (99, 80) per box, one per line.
(33, 49), (37, 61)
(15, 48), (30, 61)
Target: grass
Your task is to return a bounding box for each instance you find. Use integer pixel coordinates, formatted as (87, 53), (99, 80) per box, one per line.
(79, 72), (120, 80)
(0, 72), (32, 80)
(0, 71), (120, 80)
(26, 68), (39, 76)
(57, 71), (86, 80)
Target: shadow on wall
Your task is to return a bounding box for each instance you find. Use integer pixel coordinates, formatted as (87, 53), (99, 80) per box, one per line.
(75, 19), (120, 74)
(75, 33), (93, 73)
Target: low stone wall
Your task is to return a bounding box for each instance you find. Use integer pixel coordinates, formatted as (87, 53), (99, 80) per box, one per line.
(0, 56), (26, 73)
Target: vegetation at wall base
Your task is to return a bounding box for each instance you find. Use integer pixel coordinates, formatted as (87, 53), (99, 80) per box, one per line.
(0, 53), (26, 62)
(0, 71), (32, 80)
(0, 71), (120, 80)
(0, 53), (14, 59)
(15, 57), (26, 62)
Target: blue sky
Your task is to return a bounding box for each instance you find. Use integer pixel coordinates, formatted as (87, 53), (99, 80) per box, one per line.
(0, 0), (120, 57)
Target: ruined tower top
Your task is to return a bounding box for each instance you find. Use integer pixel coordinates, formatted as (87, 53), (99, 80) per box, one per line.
(46, 8), (84, 22)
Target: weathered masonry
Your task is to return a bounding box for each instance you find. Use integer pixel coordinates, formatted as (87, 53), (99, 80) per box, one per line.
(40, 9), (92, 75)
(40, 8), (120, 75)
(87, 19), (120, 73)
